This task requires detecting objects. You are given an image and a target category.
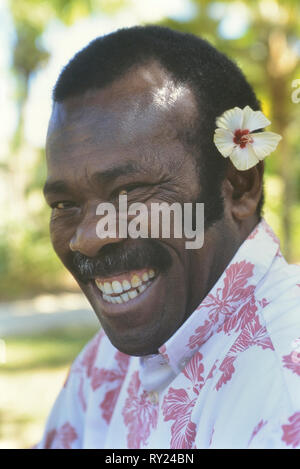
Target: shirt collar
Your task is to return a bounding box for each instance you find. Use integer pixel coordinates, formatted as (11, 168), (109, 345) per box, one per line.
(157, 218), (280, 374)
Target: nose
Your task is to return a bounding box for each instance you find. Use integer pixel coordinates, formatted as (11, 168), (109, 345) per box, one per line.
(69, 210), (121, 257)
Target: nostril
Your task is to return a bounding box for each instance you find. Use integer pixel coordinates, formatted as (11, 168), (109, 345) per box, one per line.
(68, 222), (122, 259)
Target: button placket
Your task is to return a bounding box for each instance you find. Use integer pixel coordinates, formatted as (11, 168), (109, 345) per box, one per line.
(148, 391), (159, 405)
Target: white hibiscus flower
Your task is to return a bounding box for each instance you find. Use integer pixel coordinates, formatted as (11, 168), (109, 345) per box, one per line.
(213, 105), (282, 170)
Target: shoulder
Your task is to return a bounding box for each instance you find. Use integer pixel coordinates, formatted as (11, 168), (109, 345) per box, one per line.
(259, 252), (300, 296)
(68, 328), (122, 381)
(254, 260), (300, 412)
(257, 256), (300, 328)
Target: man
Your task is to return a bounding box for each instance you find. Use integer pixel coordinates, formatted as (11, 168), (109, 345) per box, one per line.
(36, 25), (300, 449)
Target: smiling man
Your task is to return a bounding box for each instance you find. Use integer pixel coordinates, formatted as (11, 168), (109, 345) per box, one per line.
(36, 26), (300, 449)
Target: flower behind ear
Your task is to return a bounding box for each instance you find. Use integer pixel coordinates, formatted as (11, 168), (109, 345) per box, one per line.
(213, 105), (282, 171)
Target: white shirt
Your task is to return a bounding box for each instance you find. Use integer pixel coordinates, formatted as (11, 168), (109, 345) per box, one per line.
(36, 219), (300, 449)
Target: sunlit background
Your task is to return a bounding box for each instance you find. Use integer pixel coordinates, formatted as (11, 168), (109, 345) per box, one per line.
(0, 0), (299, 449)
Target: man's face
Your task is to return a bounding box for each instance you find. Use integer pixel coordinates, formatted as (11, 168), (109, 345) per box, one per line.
(44, 64), (237, 356)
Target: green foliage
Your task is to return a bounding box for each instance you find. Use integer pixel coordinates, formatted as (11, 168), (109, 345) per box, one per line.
(0, 326), (99, 448)
(0, 147), (67, 299)
(0, 225), (65, 299)
(2, 326), (100, 372)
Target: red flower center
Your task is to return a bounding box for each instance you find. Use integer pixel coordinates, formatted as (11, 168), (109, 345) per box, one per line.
(233, 129), (253, 148)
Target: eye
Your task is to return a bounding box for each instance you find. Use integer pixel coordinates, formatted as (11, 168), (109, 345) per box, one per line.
(51, 201), (77, 210)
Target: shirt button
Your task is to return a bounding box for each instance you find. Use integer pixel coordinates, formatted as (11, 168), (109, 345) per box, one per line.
(148, 391), (159, 405)
(178, 356), (190, 370)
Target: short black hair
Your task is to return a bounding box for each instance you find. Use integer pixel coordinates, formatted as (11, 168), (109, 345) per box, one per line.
(53, 25), (264, 222)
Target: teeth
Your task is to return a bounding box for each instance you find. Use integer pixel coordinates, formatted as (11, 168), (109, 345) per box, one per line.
(122, 280), (131, 291)
(103, 282), (113, 294)
(148, 269), (155, 279)
(121, 292), (129, 302)
(131, 274), (142, 288)
(142, 272), (149, 282)
(96, 268), (157, 303)
(128, 289), (138, 299)
(95, 280), (104, 291)
(138, 284), (147, 294)
(112, 281), (123, 294)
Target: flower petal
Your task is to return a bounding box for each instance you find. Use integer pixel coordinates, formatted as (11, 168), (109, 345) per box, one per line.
(216, 107), (243, 132)
(242, 106), (271, 132)
(229, 144), (259, 171)
(251, 131), (282, 160)
(213, 128), (235, 157)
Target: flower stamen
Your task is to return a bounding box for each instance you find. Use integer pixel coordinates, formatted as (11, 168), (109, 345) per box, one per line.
(233, 129), (253, 148)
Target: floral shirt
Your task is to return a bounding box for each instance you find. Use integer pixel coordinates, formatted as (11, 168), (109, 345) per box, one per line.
(36, 219), (300, 449)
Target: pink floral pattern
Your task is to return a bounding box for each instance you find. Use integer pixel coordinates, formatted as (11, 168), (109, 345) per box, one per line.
(159, 344), (170, 363)
(91, 351), (130, 424)
(220, 291), (257, 335)
(78, 376), (87, 412)
(215, 315), (274, 391)
(70, 331), (104, 411)
(44, 422), (78, 449)
(62, 332), (104, 409)
(263, 221), (280, 246)
(258, 298), (269, 309)
(162, 353), (205, 448)
(248, 226), (259, 240)
(206, 360), (218, 381)
(122, 371), (159, 448)
(188, 320), (213, 350)
(248, 419), (268, 446)
(209, 426), (215, 447)
(188, 261), (255, 350)
(208, 260), (255, 322)
(282, 412), (300, 448)
(80, 331), (103, 378)
(282, 352), (300, 377)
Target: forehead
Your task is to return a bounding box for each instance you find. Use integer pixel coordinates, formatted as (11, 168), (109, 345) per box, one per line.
(46, 63), (197, 177)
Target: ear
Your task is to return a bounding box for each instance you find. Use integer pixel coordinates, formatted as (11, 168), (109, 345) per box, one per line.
(223, 161), (264, 221)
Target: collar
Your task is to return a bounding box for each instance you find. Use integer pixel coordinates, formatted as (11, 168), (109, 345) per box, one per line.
(157, 218), (280, 374)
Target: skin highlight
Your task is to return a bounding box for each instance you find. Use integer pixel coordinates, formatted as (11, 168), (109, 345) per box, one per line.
(44, 63), (263, 356)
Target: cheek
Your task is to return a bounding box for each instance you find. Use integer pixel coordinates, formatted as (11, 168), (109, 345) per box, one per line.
(50, 220), (73, 257)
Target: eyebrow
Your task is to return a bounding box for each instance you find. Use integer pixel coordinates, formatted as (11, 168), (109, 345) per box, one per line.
(43, 161), (146, 197)
(43, 180), (70, 197)
(90, 161), (145, 186)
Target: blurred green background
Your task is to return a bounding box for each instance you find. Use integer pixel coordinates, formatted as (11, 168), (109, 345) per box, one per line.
(0, 0), (299, 449)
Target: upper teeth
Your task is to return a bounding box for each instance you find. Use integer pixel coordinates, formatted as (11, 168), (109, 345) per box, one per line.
(95, 269), (156, 303)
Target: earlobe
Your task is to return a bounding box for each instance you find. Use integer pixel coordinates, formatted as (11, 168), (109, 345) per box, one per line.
(224, 161), (264, 221)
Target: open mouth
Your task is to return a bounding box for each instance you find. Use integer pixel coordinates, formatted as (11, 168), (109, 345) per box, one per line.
(94, 268), (157, 304)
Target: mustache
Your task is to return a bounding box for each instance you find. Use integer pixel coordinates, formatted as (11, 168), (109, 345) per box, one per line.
(70, 239), (172, 283)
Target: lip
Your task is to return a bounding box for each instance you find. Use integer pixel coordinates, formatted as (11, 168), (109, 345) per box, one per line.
(88, 271), (161, 318)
